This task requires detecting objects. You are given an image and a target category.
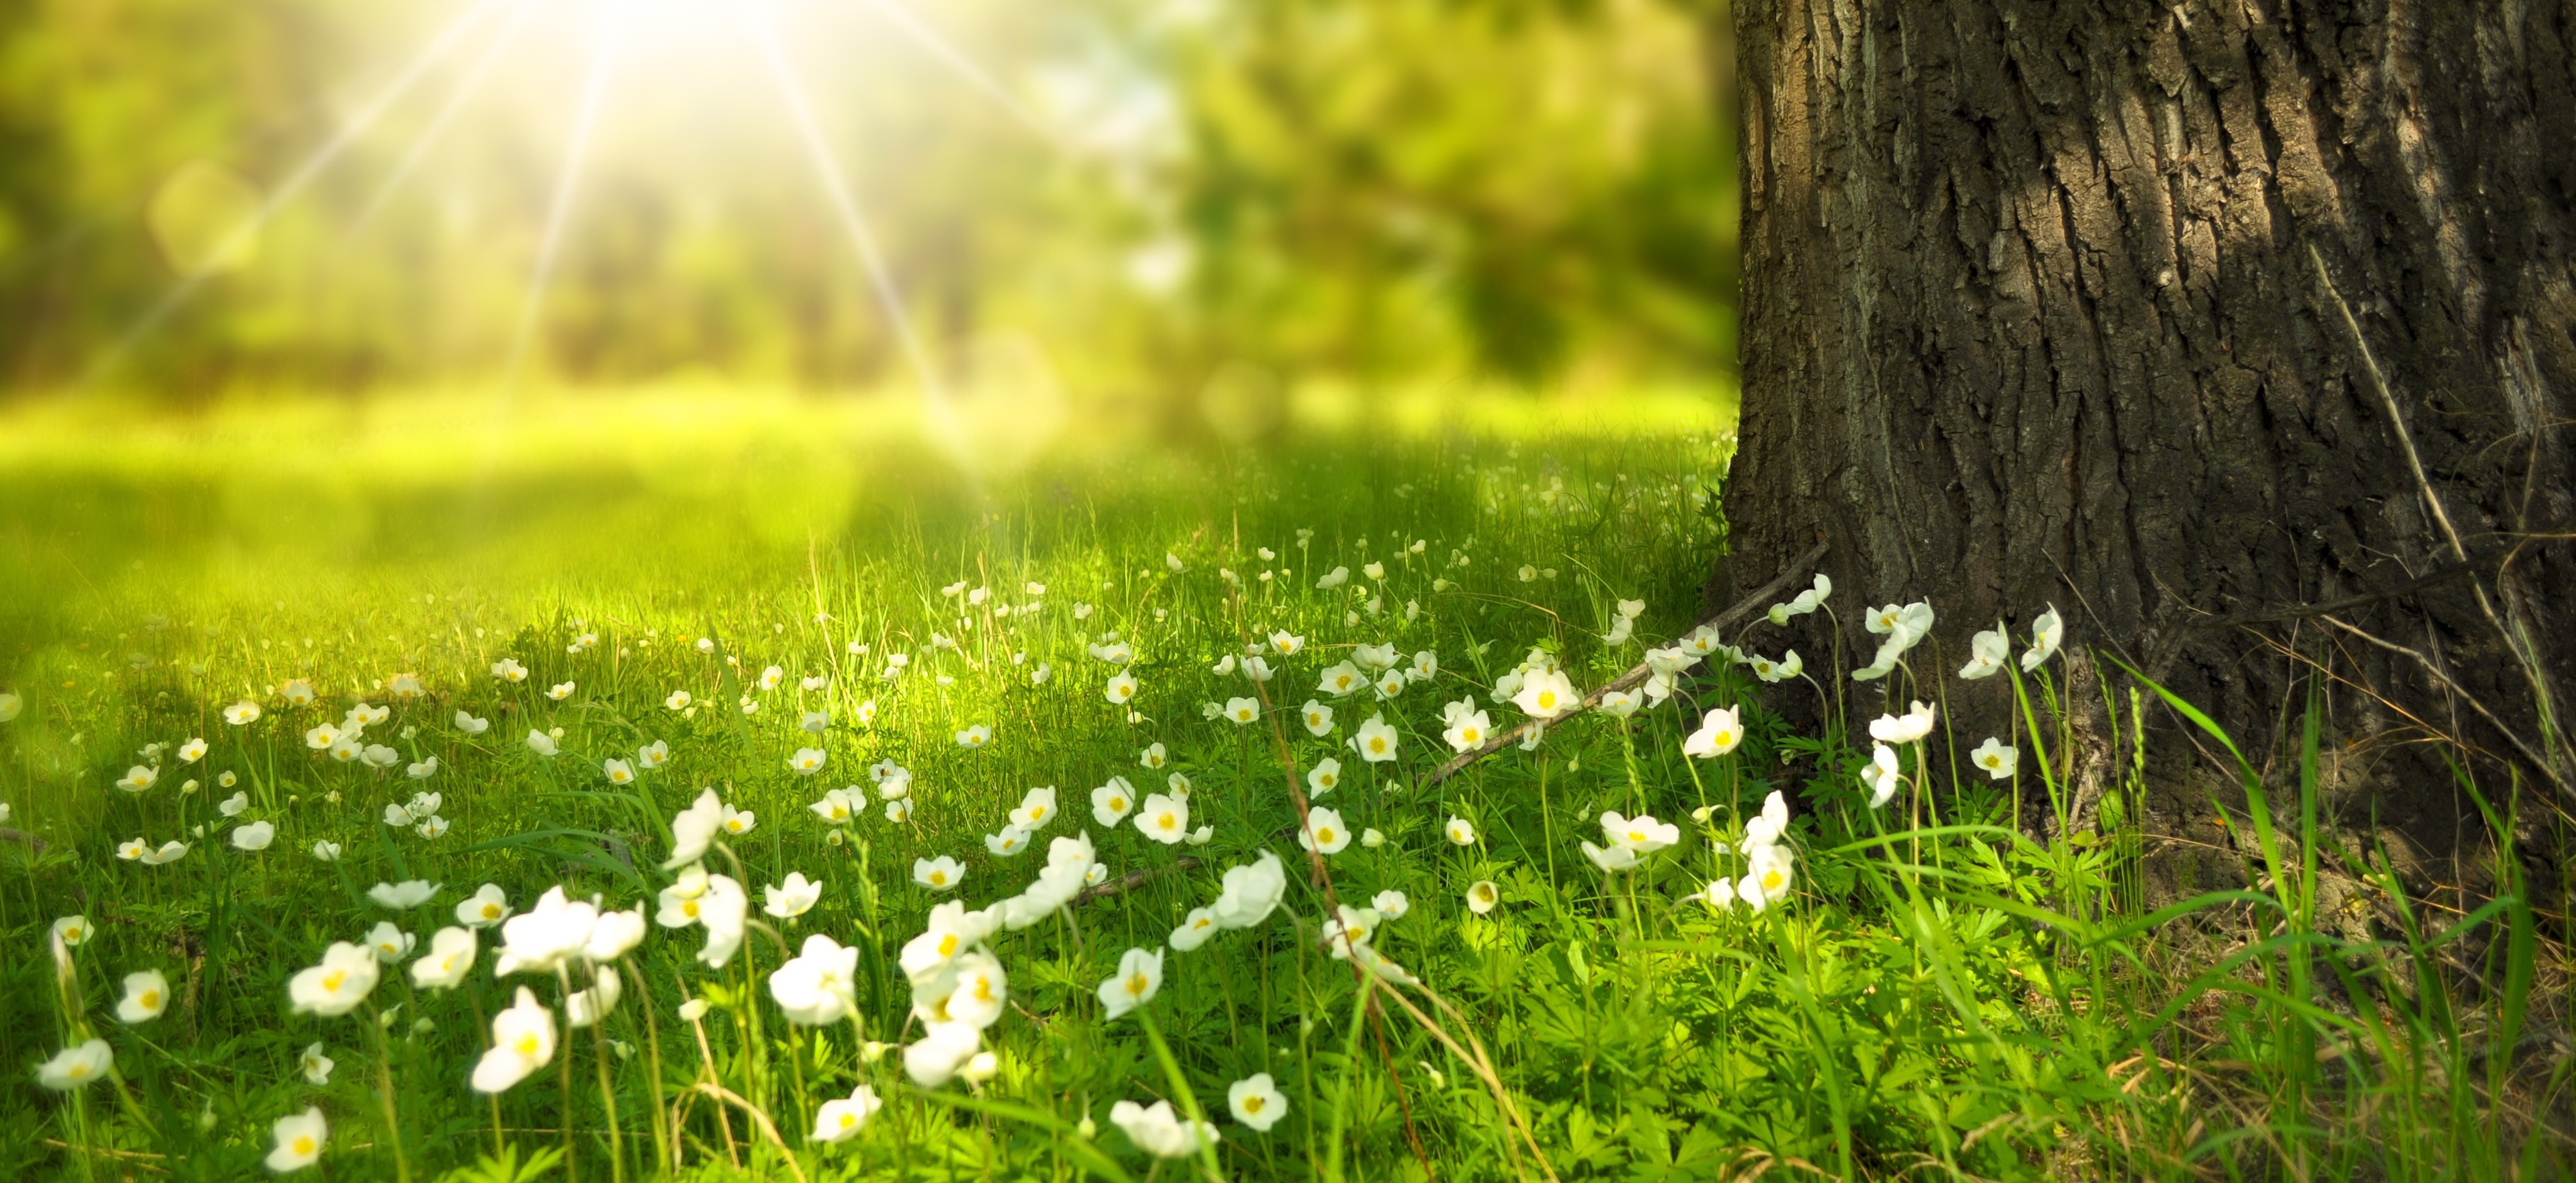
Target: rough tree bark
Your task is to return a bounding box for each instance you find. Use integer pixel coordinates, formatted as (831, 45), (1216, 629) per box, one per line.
(1723, 0), (2576, 851)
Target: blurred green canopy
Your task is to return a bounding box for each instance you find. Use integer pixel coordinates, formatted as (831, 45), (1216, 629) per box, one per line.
(0, 0), (1736, 405)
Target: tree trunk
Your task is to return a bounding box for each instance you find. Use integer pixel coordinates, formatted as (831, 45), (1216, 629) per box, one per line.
(1725, 0), (2576, 842)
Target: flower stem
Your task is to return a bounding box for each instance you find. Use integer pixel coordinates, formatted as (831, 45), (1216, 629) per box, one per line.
(368, 1009), (414, 1183)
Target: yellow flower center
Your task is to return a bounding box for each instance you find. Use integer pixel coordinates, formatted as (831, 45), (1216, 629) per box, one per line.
(930, 872), (947, 885)
(937, 934), (959, 957)
(840, 1113), (857, 1129)
(1126, 973), (1149, 997)
(683, 900), (700, 919)
(1369, 739), (1386, 753)
(1157, 813), (1176, 830)
(1316, 827), (1336, 844)
(293, 1136), (316, 1155)
(515, 1033), (540, 1055)
(1762, 870), (1784, 890)
(1537, 691), (1557, 709)
(140, 990), (161, 1010)
(1244, 1096), (1265, 1113)
(1628, 830), (1647, 842)
(1110, 797), (1126, 810)
(483, 903), (502, 919)
(322, 970), (346, 992)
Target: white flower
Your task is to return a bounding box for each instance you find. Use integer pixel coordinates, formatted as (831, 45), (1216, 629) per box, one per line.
(492, 659), (528, 682)
(1372, 889), (1410, 919)
(287, 942), (381, 1017)
(1443, 816), (1478, 846)
(984, 827), (1032, 857)
(1869, 700), (1937, 745)
(1102, 669), (1142, 706)
(1510, 668), (1579, 720)
(1170, 906), (1222, 952)
(898, 900), (998, 990)
(224, 701), (262, 725)
(367, 880), (439, 910)
(639, 740), (670, 769)
(885, 799), (913, 823)
(1969, 737), (2018, 780)
(760, 665), (785, 691)
(913, 856), (965, 891)
(956, 725), (993, 749)
(299, 1042), (334, 1084)
(564, 963), (624, 1029)
(770, 934), (861, 1025)
(525, 730), (558, 757)
(1112, 1099), (1220, 1158)
(176, 737), (207, 763)
(666, 788), (724, 869)
(454, 711), (490, 735)
(1222, 697), (1260, 725)
(1229, 1073), (1289, 1132)
(1010, 786), (1060, 830)
(1958, 625), (2010, 679)
(1857, 744), (1905, 808)
(1321, 905), (1381, 959)
(1743, 790), (1792, 851)
(603, 758), (635, 786)
(586, 907), (647, 961)
(458, 884), (513, 929)
(547, 681), (576, 701)
(1166, 552), (1187, 573)
(1744, 844), (1796, 908)
(1139, 742), (1168, 769)
(1315, 565), (1350, 589)
(497, 886), (600, 976)
(265, 1106), (328, 1173)
(1353, 713), (1399, 763)
(1598, 689), (1643, 718)
(721, 805), (756, 837)
(1095, 946), (1165, 1020)
(764, 871), (823, 918)
(411, 927), (477, 990)
(416, 815), (450, 839)
(903, 1021), (983, 1088)
(1316, 662), (1364, 698)
(1269, 630), (1305, 655)
(1298, 806), (1351, 855)
(116, 969), (171, 1023)
(1463, 879), (1501, 915)
(407, 756), (440, 779)
(690, 876), (749, 968)
(809, 787), (860, 824)
(366, 920), (416, 963)
(664, 690), (693, 711)
(232, 820), (275, 851)
(2022, 606), (2064, 671)
(1306, 757), (1342, 797)
(1441, 708), (1493, 753)
(470, 986), (556, 1094)
(115, 764), (158, 793)
(1602, 811), (1680, 854)
(311, 840), (341, 862)
(1582, 841), (1640, 871)
(812, 1084), (884, 1143)
(36, 1039), (112, 1090)
(1091, 778), (1136, 826)
(1682, 706), (1744, 758)
(140, 840), (189, 865)
(1210, 851), (1286, 929)
(1134, 793), (1189, 845)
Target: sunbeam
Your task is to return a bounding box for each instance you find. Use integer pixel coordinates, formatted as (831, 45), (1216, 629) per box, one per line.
(79, 0), (514, 387)
(857, 0), (1064, 149)
(499, 9), (624, 393)
(345, 0), (543, 242)
(743, 3), (960, 446)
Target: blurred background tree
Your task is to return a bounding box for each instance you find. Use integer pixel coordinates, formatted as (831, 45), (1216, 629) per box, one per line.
(0, 0), (1736, 412)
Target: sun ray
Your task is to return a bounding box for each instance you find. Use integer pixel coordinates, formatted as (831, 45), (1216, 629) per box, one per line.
(855, 0), (1063, 148)
(499, 11), (624, 392)
(80, 0), (513, 387)
(743, 3), (955, 433)
(345, 0), (543, 242)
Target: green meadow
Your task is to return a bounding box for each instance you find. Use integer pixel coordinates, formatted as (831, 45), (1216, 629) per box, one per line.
(1, 392), (2555, 1181)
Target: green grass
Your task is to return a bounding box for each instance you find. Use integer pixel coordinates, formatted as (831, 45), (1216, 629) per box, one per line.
(0, 390), (2565, 1181)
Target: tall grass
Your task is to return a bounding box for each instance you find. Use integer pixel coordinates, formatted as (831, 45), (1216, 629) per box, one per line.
(0, 393), (2563, 1180)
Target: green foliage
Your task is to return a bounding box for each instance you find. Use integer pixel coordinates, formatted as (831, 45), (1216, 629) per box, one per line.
(0, 397), (2564, 1182)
